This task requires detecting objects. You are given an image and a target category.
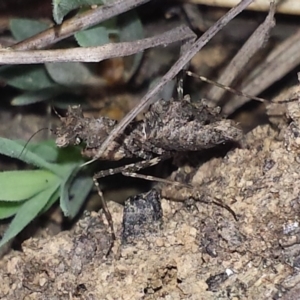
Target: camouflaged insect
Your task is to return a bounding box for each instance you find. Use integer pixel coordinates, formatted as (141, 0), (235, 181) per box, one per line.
(55, 95), (243, 166)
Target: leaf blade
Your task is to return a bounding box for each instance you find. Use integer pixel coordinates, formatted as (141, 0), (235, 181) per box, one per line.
(0, 183), (60, 249)
(0, 137), (63, 175)
(45, 62), (104, 88)
(11, 87), (64, 106)
(0, 201), (23, 220)
(0, 170), (60, 201)
(10, 18), (49, 41)
(59, 164), (81, 217)
(74, 18), (118, 47)
(118, 10), (144, 81)
(0, 65), (56, 91)
(52, 0), (104, 24)
(66, 174), (93, 218)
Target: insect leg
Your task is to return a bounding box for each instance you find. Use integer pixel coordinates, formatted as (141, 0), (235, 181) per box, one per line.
(93, 176), (116, 244)
(121, 171), (191, 188)
(94, 154), (172, 179)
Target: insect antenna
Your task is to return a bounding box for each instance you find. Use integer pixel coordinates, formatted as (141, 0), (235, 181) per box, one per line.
(18, 127), (49, 159)
(18, 104), (62, 159)
(186, 71), (298, 104)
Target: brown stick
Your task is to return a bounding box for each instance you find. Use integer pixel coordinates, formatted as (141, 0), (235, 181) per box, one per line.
(223, 28), (300, 115)
(206, 1), (276, 106)
(0, 26), (195, 64)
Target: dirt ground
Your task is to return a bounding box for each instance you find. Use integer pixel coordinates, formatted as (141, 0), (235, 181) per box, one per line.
(1, 97), (300, 299)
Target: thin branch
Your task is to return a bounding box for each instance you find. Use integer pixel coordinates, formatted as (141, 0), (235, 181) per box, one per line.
(12, 0), (150, 51)
(0, 26), (195, 64)
(187, 0), (300, 15)
(83, 0), (255, 167)
(206, 1), (276, 105)
(223, 28), (300, 115)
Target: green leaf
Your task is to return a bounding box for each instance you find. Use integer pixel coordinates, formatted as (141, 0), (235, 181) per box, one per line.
(59, 164), (81, 216)
(40, 188), (60, 214)
(118, 11), (144, 81)
(10, 18), (49, 41)
(0, 65), (56, 91)
(66, 174), (93, 218)
(0, 137), (63, 175)
(75, 25), (109, 46)
(0, 201), (23, 220)
(17, 140), (83, 165)
(0, 170), (60, 201)
(11, 87), (65, 106)
(40, 161), (90, 218)
(0, 184), (60, 249)
(45, 62), (105, 88)
(52, 0), (104, 24)
(119, 11), (143, 43)
(74, 18), (118, 47)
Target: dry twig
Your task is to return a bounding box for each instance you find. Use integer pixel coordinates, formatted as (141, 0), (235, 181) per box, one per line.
(0, 26), (195, 64)
(223, 28), (300, 115)
(206, 1), (276, 107)
(186, 0), (300, 15)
